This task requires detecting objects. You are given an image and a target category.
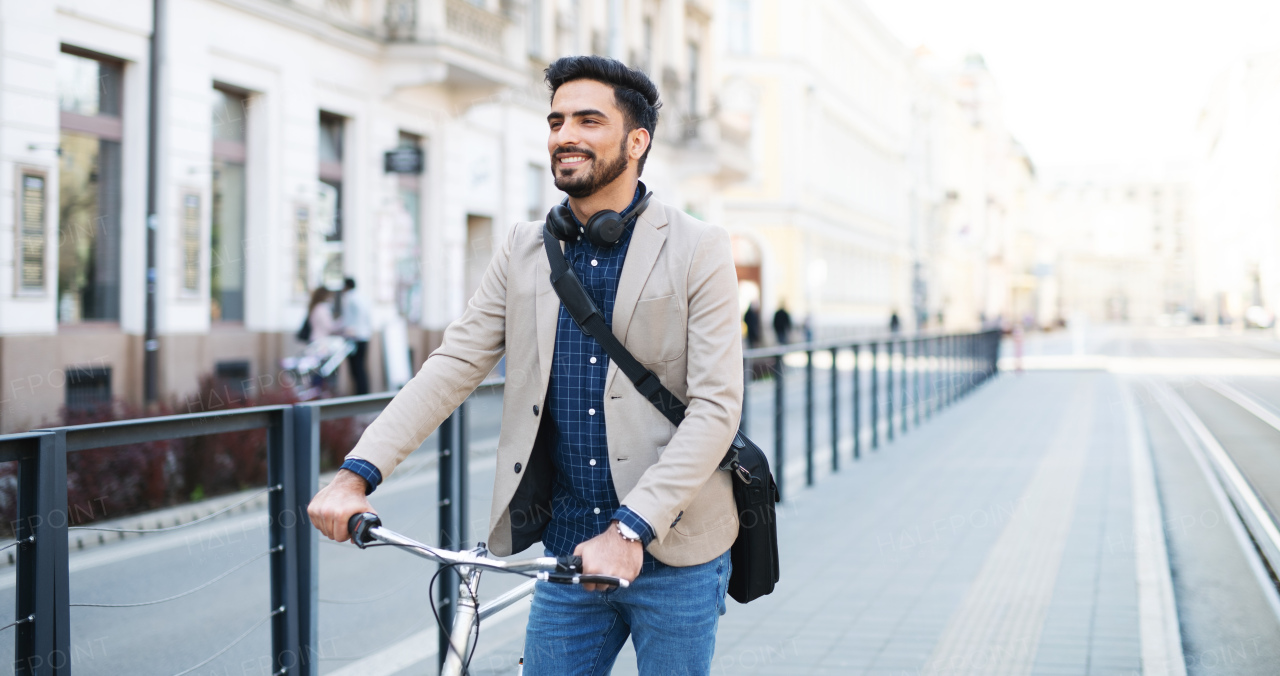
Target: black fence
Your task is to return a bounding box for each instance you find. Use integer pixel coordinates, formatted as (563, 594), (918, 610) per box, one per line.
(0, 329), (999, 675)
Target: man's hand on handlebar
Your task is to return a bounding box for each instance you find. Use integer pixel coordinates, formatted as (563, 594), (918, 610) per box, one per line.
(307, 469), (375, 543)
(573, 521), (643, 592)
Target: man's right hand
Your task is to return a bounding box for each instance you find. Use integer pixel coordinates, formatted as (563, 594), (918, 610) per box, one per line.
(308, 469), (375, 543)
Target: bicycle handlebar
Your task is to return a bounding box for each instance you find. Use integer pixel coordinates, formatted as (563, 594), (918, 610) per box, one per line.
(345, 512), (629, 588)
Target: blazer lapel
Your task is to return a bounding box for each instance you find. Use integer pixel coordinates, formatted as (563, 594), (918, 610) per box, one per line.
(606, 203), (668, 393)
(535, 237), (561, 385)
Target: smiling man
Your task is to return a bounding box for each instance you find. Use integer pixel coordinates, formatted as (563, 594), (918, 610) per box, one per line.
(307, 55), (743, 675)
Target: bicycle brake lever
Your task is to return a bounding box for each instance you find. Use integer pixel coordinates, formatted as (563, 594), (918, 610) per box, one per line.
(555, 555), (584, 573)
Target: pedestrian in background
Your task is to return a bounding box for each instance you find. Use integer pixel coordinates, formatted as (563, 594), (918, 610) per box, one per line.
(743, 302), (762, 349)
(341, 277), (372, 395)
(773, 303), (792, 345)
(307, 287), (339, 341)
(889, 311), (901, 333)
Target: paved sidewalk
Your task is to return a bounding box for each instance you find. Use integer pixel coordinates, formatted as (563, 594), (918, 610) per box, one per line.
(624, 370), (1171, 675)
(413, 371), (1177, 676)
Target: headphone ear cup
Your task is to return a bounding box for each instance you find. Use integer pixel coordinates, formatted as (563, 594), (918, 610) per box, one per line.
(585, 210), (624, 247)
(546, 205), (579, 242)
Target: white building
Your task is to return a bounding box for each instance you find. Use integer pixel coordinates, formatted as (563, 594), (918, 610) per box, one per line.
(1194, 51), (1280, 326)
(1040, 165), (1194, 324)
(717, 0), (913, 338)
(0, 0), (738, 433)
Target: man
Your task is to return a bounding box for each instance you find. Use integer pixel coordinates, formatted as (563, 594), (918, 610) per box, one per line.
(340, 277), (372, 395)
(307, 55), (742, 675)
(772, 302), (792, 345)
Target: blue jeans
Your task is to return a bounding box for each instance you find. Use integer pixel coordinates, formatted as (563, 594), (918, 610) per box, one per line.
(522, 549), (731, 676)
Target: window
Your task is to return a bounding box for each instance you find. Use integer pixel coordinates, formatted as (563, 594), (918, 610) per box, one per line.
(687, 41), (700, 118)
(641, 17), (653, 72)
(396, 132), (424, 324)
(57, 49), (123, 323)
(727, 0), (751, 54)
(66, 365), (111, 412)
(317, 112), (346, 288)
(527, 0), (542, 57)
(212, 87), (248, 321)
(17, 169), (48, 294)
(527, 164), (545, 222)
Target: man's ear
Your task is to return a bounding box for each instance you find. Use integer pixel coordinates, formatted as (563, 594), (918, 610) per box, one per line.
(628, 128), (651, 162)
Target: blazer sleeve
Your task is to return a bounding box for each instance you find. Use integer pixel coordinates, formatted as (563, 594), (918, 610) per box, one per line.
(344, 224), (518, 479)
(619, 224), (744, 544)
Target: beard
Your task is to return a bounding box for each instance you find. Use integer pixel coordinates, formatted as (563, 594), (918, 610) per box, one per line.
(552, 138), (630, 198)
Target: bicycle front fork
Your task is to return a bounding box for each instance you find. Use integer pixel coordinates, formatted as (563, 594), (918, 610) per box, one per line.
(442, 567), (482, 676)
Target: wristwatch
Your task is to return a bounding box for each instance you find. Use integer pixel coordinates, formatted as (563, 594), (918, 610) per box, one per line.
(615, 522), (642, 544)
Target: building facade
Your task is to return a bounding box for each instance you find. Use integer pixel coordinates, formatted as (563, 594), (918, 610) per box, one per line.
(1040, 166), (1194, 325)
(718, 0), (913, 337)
(0, 0), (737, 433)
(1194, 51), (1280, 326)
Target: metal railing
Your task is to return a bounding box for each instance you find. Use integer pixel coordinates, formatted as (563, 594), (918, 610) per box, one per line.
(0, 329), (999, 675)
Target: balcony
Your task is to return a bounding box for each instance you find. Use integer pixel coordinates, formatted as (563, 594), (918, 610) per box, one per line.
(383, 0), (526, 95)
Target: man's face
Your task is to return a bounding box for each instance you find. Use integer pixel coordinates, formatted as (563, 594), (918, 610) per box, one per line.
(547, 79), (638, 198)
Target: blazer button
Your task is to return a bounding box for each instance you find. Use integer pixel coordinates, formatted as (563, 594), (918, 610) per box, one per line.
(514, 462), (522, 474)
(532, 405), (539, 416)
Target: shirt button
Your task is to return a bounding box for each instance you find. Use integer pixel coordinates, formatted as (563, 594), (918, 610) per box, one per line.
(514, 462), (522, 474)
(589, 459), (597, 466)
(532, 405), (539, 416)
(593, 507), (601, 514)
(589, 357), (597, 364)
(588, 408), (596, 416)
(591, 259), (598, 267)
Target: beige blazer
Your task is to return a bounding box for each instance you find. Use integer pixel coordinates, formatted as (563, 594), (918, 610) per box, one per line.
(345, 198), (743, 566)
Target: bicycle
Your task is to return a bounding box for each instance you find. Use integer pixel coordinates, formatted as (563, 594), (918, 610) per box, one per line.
(346, 512), (630, 676)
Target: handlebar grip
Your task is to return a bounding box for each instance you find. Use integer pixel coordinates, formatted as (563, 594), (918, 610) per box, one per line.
(347, 512), (381, 549)
(556, 555), (583, 573)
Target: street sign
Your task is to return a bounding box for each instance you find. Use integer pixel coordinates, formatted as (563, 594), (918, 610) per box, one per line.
(384, 147), (424, 174)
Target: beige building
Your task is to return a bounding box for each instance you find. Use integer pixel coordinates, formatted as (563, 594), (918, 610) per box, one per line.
(0, 0), (741, 433)
(1041, 166), (1194, 324)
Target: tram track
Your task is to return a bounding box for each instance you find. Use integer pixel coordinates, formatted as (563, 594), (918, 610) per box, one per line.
(1147, 377), (1280, 624)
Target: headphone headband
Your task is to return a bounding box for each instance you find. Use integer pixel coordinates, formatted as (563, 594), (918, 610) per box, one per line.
(546, 185), (653, 248)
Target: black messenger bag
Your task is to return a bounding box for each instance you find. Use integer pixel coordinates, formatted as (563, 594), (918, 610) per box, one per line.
(543, 226), (780, 604)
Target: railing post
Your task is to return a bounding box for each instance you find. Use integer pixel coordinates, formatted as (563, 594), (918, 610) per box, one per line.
(740, 358), (751, 436)
(437, 410), (458, 670)
(290, 405), (320, 676)
(886, 341), (894, 443)
(805, 349), (814, 487)
(901, 339), (909, 435)
(15, 431), (68, 676)
(459, 398), (470, 549)
(869, 342), (879, 450)
(830, 347), (839, 472)
(268, 407), (301, 675)
(773, 356), (786, 502)
(851, 344), (860, 461)
(914, 337), (922, 427)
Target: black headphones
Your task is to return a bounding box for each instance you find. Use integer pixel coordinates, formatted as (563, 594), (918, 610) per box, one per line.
(546, 187), (654, 248)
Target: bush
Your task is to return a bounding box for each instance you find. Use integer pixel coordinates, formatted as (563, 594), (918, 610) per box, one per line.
(0, 375), (367, 538)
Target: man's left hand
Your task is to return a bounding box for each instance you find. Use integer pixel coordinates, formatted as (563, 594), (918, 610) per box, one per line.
(573, 521), (643, 592)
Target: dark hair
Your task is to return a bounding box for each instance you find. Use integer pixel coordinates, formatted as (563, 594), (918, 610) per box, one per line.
(545, 56), (661, 174)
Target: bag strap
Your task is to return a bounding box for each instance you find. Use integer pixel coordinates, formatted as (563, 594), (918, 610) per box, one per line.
(543, 226), (688, 428)
(542, 225), (751, 479)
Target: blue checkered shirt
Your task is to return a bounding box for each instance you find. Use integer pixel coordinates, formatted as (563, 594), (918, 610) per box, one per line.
(541, 188), (656, 560)
(343, 188), (657, 558)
